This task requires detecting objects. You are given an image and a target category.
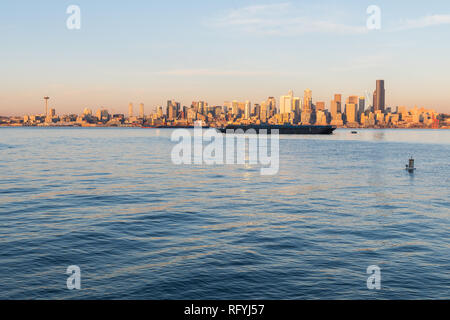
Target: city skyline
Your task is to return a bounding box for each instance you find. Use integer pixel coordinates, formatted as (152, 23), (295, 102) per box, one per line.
(1, 80), (447, 118)
(1, 0), (450, 115)
(3, 79), (447, 129)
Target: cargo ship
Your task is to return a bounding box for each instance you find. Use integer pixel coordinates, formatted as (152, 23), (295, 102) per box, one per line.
(217, 124), (336, 135)
(141, 125), (210, 129)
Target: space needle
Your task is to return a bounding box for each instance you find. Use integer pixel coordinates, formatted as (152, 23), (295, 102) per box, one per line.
(44, 96), (50, 117)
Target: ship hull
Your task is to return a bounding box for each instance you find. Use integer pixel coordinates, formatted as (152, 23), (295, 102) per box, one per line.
(142, 125), (210, 129)
(217, 125), (336, 135)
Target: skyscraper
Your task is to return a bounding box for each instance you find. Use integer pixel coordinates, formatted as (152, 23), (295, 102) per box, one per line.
(260, 101), (268, 122)
(128, 103), (133, 118)
(303, 89), (312, 111)
(331, 94), (341, 120)
(374, 80), (385, 112)
(244, 101), (251, 119)
(316, 102), (325, 111)
(139, 103), (144, 119)
(293, 97), (301, 115)
(157, 106), (163, 118)
(167, 100), (179, 120)
(198, 101), (206, 115)
(44, 97), (50, 116)
(280, 90), (293, 114)
(373, 90), (377, 112)
(334, 94), (342, 106)
(232, 100), (239, 116)
(96, 109), (110, 122)
(331, 101), (338, 120)
(347, 96), (358, 105)
(267, 97), (277, 115)
(358, 97), (365, 115)
(345, 103), (357, 123)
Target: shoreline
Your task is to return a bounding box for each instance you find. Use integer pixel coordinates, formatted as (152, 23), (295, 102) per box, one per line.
(1, 125), (449, 130)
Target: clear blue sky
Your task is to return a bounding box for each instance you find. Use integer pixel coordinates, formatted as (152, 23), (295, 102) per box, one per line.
(1, 0), (449, 115)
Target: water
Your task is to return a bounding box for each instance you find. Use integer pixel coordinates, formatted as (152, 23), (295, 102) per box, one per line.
(0, 127), (449, 299)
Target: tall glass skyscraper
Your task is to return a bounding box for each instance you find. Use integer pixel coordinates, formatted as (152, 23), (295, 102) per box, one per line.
(303, 89), (312, 112)
(374, 80), (385, 112)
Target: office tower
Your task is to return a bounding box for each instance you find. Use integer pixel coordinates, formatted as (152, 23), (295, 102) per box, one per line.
(44, 97), (50, 116)
(215, 106), (223, 117)
(279, 95), (289, 114)
(244, 101), (251, 119)
(372, 90), (377, 112)
(280, 90), (294, 114)
(232, 100), (239, 116)
(168, 106), (175, 120)
(166, 100), (171, 117)
(360, 114), (366, 126)
(175, 102), (181, 116)
(331, 101), (338, 120)
(347, 96), (358, 105)
(191, 101), (199, 113)
(334, 94), (342, 104)
(303, 89), (312, 111)
(238, 102), (246, 115)
(301, 112), (312, 124)
(83, 108), (92, 116)
(139, 103), (144, 118)
(167, 100), (177, 120)
(374, 80), (385, 112)
(251, 104), (257, 117)
(346, 103), (357, 123)
(222, 102), (230, 114)
(330, 94), (341, 120)
(267, 97), (277, 115)
(334, 94), (342, 112)
(186, 108), (196, 122)
(196, 101), (207, 115)
(169, 103), (175, 120)
(293, 97), (301, 115)
(260, 102), (267, 122)
(358, 97), (365, 115)
(96, 109), (110, 122)
(316, 110), (327, 125)
(156, 106), (162, 118)
(49, 109), (56, 117)
(128, 103), (133, 118)
(316, 102), (325, 111)
(168, 100), (181, 119)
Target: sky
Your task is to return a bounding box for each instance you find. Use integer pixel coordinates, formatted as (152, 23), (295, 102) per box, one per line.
(1, 0), (450, 116)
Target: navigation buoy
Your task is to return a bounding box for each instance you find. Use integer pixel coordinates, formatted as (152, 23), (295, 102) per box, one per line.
(406, 157), (416, 173)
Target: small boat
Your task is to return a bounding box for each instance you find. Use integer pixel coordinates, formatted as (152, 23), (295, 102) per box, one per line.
(351, 131), (358, 134)
(405, 157), (416, 173)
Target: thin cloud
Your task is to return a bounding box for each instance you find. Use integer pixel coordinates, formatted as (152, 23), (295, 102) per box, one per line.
(330, 54), (391, 73)
(153, 69), (279, 76)
(394, 14), (450, 31)
(209, 2), (367, 36)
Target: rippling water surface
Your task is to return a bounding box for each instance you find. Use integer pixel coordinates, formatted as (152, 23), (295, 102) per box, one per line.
(0, 128), (449, 299)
